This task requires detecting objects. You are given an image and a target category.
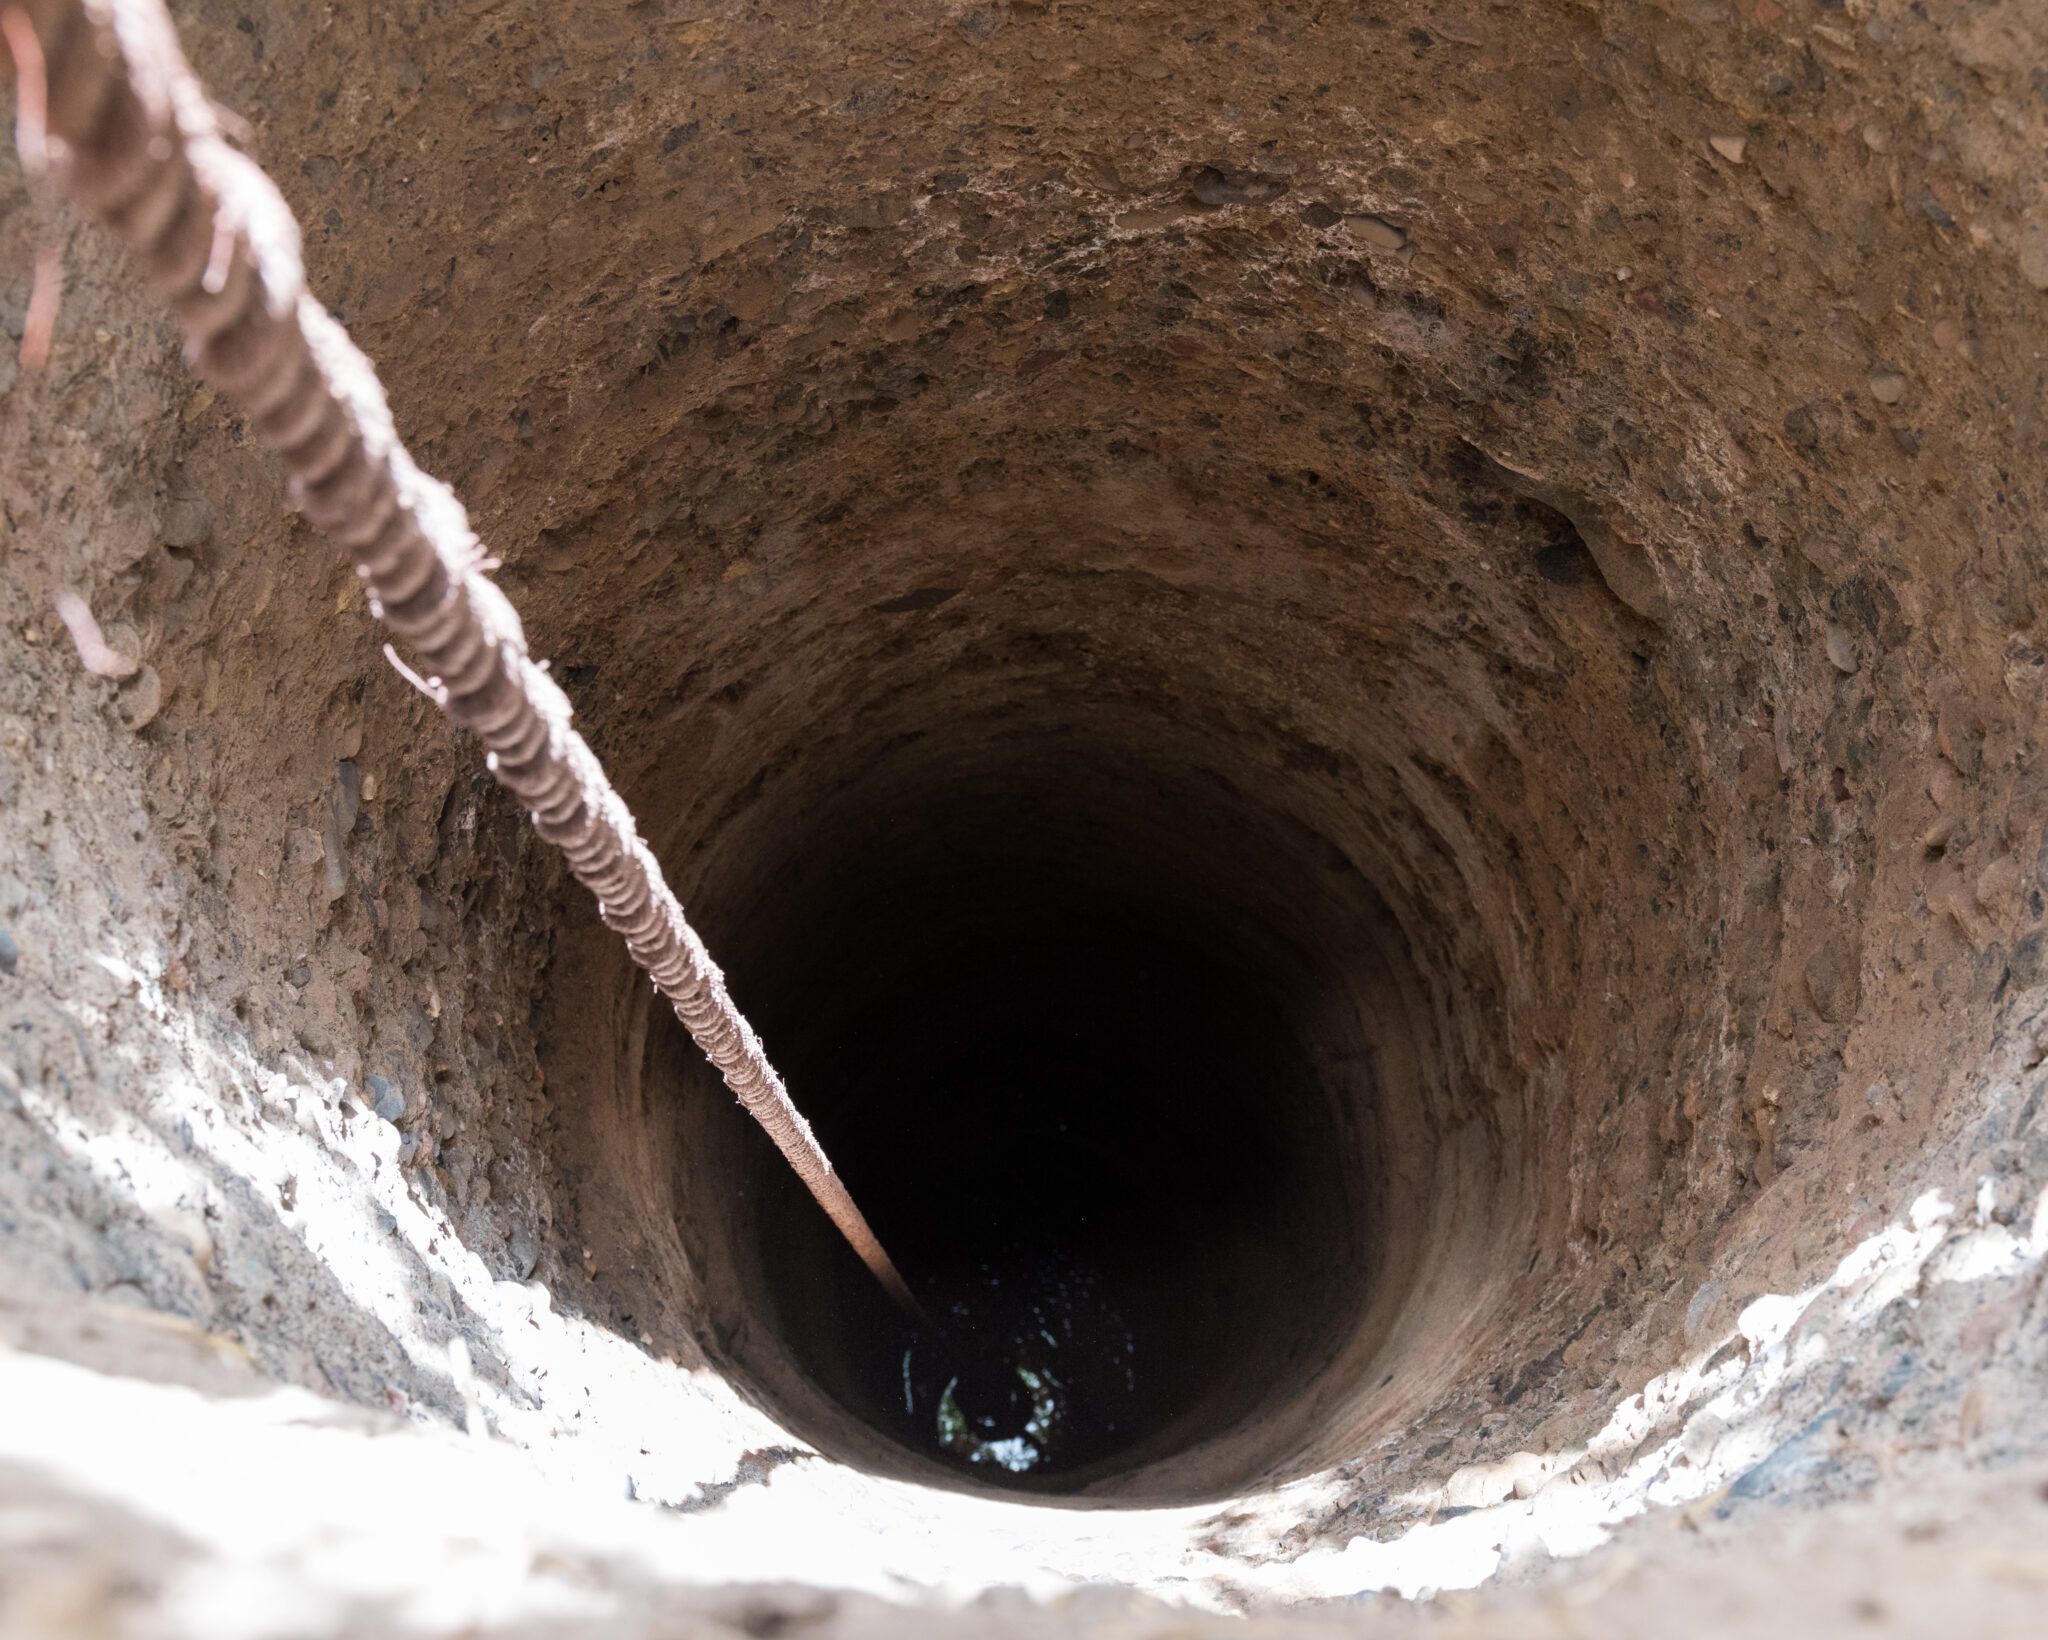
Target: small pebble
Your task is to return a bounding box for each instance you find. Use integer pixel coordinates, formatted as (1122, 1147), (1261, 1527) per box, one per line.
(1913, 187), (1956, 230)
(1931, 318), (1965, 351)
(1868, 369), (1907, 405)
(117, 665), (163, 732)
(1352, 214), (1406, 251)
(1709, 135), (1746, 164)
(2020, 225), (2048, 293)
(1825, 624), (1859, 675)
(508, 1224), (541, 1279)
(0, 926), (17, 976)
(375, 1207), (398, 1235)
(1976, 857), (2020, 916)
(368, 1075), (406, 1123)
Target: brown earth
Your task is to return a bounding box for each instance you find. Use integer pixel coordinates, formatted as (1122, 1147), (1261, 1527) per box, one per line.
(3, 0), (2047, 1631)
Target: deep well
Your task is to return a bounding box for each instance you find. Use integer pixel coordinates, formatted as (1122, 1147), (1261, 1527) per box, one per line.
(4, 0), (2048, 1631)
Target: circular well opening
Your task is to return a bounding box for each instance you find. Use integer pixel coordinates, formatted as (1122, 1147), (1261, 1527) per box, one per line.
(726, 739), (1389, 1495)
(598, 679), (1479, 1506)
(535, 474), (1686, 1507)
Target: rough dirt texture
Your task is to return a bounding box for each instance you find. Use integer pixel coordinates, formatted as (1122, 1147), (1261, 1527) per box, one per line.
(3, 0), (2048, 1629)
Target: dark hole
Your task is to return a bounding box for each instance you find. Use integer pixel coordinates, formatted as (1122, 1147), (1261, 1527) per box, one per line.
(725, 779), (1366, 1494)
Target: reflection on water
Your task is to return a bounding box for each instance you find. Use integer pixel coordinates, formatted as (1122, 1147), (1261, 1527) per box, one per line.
(899, 1248), (1138, 1477)
(934, 1367), (1056, 1471)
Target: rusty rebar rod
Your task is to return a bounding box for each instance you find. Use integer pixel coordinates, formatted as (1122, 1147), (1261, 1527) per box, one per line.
(4, 0), (926, 1325)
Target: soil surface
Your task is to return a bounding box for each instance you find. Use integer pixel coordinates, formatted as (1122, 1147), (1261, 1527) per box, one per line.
(3, 0), (2048, 1631)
